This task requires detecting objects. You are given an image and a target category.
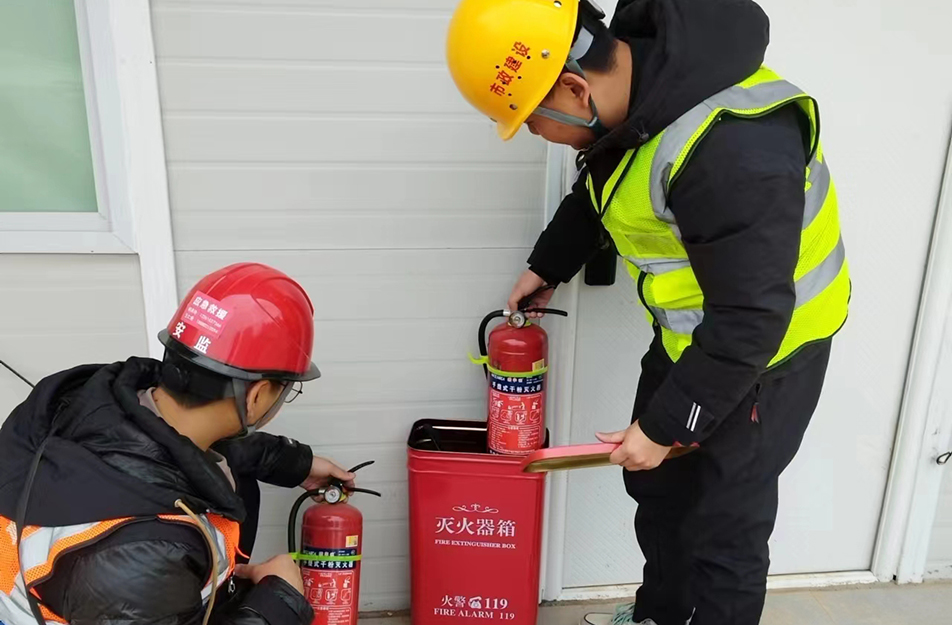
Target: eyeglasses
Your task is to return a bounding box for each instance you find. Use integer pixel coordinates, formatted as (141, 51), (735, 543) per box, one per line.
(285, 380), (304, 404)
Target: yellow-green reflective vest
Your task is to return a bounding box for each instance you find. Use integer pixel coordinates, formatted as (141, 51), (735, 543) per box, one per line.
(588, 67), (849, 367)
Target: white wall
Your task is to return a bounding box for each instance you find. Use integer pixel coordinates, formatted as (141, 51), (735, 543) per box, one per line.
(561, 0), (952, 588)
(149, 0), (548, 610)
(0, 255), (149, 422)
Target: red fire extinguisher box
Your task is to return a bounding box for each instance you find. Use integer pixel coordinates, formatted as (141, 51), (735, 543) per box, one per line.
(407, 420), (546, 625)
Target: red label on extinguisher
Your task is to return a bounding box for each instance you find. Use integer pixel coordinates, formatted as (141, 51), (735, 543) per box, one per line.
(488, 372), (545, 455)
(301, 547), (358, 625)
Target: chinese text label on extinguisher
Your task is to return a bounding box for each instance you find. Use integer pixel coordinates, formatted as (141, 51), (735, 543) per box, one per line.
(488, 372), (544, 455)
(300, 543), (360, 625)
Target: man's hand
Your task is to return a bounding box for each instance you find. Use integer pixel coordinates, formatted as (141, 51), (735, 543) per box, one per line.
(596, 421), (672, 472)
(235, 554), (305, 595)
(301, 457), (355, 494)
(507, 270), (553, 319)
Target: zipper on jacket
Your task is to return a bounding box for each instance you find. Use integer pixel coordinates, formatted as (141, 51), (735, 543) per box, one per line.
(637, 271), (658, 327)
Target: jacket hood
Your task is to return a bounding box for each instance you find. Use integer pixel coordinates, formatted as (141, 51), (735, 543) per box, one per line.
(0, 358), (245, 527)
(584, 0), (769, 162)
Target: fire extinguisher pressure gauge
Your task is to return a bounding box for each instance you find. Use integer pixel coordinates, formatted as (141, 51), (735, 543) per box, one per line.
(323, 485), (343, 504)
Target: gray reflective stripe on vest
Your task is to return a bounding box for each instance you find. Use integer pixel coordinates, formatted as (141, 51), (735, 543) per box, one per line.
(623, 256), (691, 275)
(0, 583), (52, 625)
(649, 306), (704, 336)
(1, 522), (105, 625)
(625, 153), (831, 285)
(804, 157), (831, 229)
(18, 522), (100, 576)
(649, 79), (808, 223)
(649, 238), (846, 336)
(195, 514), (232, 603)
(0, 516), (231, 625)
(796, 237), (846, 307)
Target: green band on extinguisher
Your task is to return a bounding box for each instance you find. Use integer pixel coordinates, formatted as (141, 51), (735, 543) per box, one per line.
(467, 354), (548, 377)
(290, 552), (362, 563)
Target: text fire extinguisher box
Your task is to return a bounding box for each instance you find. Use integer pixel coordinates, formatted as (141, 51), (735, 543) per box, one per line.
(407, 420), (546, 625)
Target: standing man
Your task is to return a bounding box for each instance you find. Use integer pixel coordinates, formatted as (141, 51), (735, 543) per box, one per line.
(447, 1), (849, 624)
(0, 263), (353, 625)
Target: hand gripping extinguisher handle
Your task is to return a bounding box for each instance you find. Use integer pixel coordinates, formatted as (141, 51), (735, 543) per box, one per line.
(478, 286), (569, 378)
(516, 285), (569, 318)
(516, 284), (569, 318)
(287, 460), (382, 553)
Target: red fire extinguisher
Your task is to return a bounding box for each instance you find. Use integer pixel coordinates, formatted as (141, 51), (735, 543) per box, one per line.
(477, 287), (568, 456)
(289, 461), (381, 625)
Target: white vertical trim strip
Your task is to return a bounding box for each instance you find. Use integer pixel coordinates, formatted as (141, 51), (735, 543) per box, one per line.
(86, 0), (178, 358)
(873, 122), (952, 583)
(540, 145), (581, 602)
(74, 0), (112, 226)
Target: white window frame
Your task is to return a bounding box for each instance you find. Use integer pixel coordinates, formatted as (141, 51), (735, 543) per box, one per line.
(0, 0), (177, 357)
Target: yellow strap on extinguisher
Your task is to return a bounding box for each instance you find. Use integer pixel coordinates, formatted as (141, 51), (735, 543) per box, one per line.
(467, 354), (548, 377)
(290, 552), (362, 563)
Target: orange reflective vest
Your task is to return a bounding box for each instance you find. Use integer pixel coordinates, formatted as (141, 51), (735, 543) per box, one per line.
(0, 512), (240, 624)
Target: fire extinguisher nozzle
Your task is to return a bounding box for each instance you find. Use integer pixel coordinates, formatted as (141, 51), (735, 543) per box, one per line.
(349, 487), (382, 498)
(348, 460), (375, 474)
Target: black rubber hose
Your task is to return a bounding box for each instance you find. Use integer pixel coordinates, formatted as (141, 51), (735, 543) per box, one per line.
(288, 488), (324, 553)
(478, 310), (507, 378)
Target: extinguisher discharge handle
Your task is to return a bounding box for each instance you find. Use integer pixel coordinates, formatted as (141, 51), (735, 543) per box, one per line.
(523, 307), (568, 317)
(516, 285), (556, 312)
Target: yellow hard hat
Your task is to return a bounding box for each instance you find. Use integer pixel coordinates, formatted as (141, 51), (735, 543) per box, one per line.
(447, 0), (580, 141)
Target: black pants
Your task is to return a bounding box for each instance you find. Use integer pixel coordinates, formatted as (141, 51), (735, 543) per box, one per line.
(625, 339), (831, 625)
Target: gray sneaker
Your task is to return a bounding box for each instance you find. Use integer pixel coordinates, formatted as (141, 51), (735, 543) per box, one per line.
(581, 603), (656, 625)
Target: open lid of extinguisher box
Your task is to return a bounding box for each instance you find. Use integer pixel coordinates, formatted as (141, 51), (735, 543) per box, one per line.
(520, 443), (697, 474)
(519, 443), (618, 474)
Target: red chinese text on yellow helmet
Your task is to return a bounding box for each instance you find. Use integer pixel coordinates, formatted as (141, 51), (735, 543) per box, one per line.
(446, 0), (580, 140)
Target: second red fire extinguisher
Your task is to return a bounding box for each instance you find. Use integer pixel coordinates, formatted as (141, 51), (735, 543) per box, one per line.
(476, 287), (568, 456)
(289, 461), (381, 625)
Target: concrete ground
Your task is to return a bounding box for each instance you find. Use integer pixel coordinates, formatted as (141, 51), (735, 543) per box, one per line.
(361, 581), (952, 625)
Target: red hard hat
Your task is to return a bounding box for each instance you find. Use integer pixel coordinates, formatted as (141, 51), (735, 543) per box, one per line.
(159, 263), (320, 381)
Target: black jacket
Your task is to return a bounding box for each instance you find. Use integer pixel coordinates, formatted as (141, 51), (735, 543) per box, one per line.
(528, 0), (824, 446)
(0, 358), (315, 625)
